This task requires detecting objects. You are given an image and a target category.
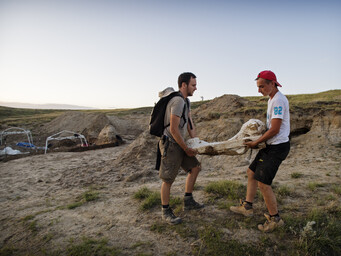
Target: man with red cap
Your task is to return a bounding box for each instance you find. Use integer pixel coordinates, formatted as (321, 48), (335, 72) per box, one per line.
(230, 70), (290, 233)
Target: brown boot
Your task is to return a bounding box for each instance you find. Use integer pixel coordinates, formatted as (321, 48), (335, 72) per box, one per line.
(162, 207), (182, 225)
(230, 199), (254, 217)
(258, 213), (284, 232)
(184, 196), (204, 211)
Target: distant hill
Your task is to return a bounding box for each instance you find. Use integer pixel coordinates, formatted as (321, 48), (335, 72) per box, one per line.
(0, 102), (94, 110)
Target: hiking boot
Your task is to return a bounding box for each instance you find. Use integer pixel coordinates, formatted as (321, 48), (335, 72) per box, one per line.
(258, 213), (284, 233)
(162, 207), (182, 225)
(184, 196), (205, 211)
(230, 199), (254, 217)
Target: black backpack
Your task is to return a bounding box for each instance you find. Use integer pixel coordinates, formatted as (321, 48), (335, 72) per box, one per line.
(149, 91), (191, 137)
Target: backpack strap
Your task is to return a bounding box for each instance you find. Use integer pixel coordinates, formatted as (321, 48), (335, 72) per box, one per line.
(186, 98), (193, 130)
(180, 98), (193, 130)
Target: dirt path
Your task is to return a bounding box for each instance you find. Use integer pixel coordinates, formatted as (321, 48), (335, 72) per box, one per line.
(0, 138), (340, 255)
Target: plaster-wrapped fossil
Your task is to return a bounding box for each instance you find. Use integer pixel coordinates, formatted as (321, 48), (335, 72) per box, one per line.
(186, 119), (266, 155)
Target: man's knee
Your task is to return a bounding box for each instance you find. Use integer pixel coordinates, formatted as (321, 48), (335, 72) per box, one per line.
(188, 164), (201, 175)
(258, 182), (271, 192)
(193, 164), (201, 173)
(162, 180), (173, 186)
(247, 168), (255, 178)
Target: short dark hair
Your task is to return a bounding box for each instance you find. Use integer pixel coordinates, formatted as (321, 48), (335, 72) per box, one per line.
(256, 77), (276, 86)
(178, 72), (196, 88)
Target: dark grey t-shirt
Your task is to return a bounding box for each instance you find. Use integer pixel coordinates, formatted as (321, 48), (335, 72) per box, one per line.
(163, 95), (190, 142)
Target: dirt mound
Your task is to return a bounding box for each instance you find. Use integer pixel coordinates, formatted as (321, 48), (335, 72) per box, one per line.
(116, 131), (156, 163)
(191, 94), (340, 148)
(312, 112), (341, 144)
(43, 112), (111, 143)
(111, 130), (158, 182)
(192, 94), (251, 121)
(96, 124), (120, 145)
(51, 131), (159, 188)
(291, 111), (341, 149)
(195, 117), (246, 142)
(188, 95), (254, 142)
(106, 114), (148, 139)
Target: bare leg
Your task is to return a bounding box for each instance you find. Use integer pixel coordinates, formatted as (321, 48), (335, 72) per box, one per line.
(185, 165), (201, 193)
(258, 182), (278, 215)
(161, 181), (172, 205)
(246, 168), (258, 203)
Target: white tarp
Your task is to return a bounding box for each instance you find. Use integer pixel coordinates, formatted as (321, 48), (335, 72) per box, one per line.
(0, 147), (28, 155)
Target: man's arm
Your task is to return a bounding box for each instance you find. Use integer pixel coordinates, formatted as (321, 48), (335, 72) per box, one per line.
(244, 118), (282, 148)
(170, 114), (197, 157)
(187, 111), (196, 138)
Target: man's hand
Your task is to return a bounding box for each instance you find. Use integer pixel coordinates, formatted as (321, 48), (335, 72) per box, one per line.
(244, 118), (282, 149)
(244, 140), (259, 149)
(185, 147), (198, 157)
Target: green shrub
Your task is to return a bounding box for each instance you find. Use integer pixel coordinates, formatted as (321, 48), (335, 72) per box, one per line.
(67, 202), (83, 210)
(197, 226), (263, 256)
(131, 241), (152, 249)
(324, 194), (336, 201)
(307, 208), (328, 225)
(133, 187), (152, 200)
(0, 247), (18, 256)
(150, 222), (167, 233)
(276, 185), (293, 197)
(140, 192), (161, 211)
(169, 196), (182, 206)
(83, 191), (99, 202)
(307, 182), (324, 191)
(21, 215), (35, 222)
(66, 237), (120, 256)
(171, 223), (197, 239)
(256, 190), (264, 201)
(283, 208), (341, 255)
(21, 215), (39, 234)
(204, 180), (245, 200)
(67, 189), (100, 210)
(282, 214), (306, 234)
(326, 205), (341, 219)
(134, 187), (182, 211)
(332, 185), (341, 195)
(297, 208), (341, 255)
(291, 172), (303, 179)
(170, 196), (183, 214)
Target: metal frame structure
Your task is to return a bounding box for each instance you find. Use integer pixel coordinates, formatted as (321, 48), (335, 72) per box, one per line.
(44, 130), (88, 154)
(0, 127), (35, 147)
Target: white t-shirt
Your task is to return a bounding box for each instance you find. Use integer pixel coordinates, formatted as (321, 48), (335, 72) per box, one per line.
(266, 91), (290, 145)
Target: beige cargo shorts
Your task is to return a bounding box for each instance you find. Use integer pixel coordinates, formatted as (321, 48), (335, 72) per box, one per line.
(159, 136), (200, 184)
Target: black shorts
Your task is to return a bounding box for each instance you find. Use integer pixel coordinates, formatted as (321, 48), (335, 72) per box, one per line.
(249, 141), (290, 185)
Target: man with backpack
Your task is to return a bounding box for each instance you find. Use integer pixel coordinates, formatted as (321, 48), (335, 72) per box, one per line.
(158, 72), (204, 224)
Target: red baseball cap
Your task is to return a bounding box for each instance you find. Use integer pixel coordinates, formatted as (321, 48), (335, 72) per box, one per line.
(256, 70), (282, 87)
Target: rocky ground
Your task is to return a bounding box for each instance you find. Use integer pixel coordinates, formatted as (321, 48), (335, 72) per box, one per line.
(0, 93), (340, 255)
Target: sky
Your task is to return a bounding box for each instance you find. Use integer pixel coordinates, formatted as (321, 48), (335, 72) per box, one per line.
(0, 0), (340, 109)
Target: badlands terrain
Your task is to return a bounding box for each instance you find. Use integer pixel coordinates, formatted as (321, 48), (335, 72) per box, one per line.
(0, 90), (340, 255)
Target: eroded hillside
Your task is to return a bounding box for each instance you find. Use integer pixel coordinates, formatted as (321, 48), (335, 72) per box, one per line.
(0, 90), (340, 255)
